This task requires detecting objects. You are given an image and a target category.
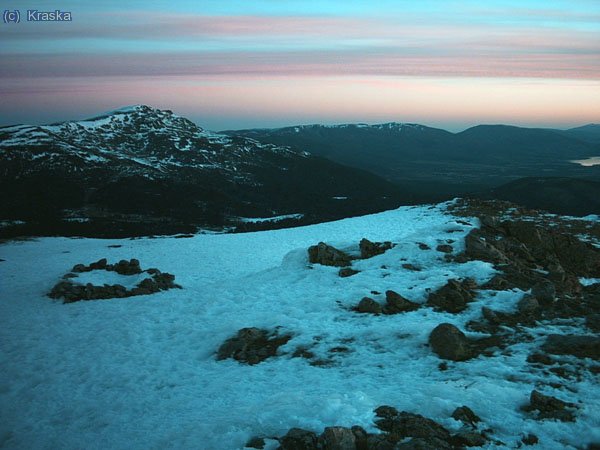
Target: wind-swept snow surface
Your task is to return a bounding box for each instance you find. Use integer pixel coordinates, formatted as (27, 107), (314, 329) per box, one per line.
(0, 202), (598, 449)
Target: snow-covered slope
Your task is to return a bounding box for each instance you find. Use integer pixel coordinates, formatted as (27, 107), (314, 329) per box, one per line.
(1, 201), (598, 449)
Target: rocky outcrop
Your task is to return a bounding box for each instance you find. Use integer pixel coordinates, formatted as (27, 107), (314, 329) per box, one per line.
(355, 297), (383, 314)
(308, 243), (352, 267)
(216, 328), (292, 365)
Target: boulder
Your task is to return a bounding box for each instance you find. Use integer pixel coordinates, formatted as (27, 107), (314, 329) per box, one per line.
(427, 280), (474, 313)
(429, 323), (475, 361)
(451, 430), (487, 447)
(216, 327), (292, 365)
(374, 407), (451, 443)
(541, 334), (600, 360)
(451, 406), (481, 427)
(279, 428), (318, 450)
(436, 244), (453, 254)
(308, 242), (352, 267)
(319, 427), (356, 450)
(517, 295), (540, 315)
(586, 314), (600, 333)
(339, 268), (359, 278)
(356, 297), (382, 314)
(383, 290), (419, 314)
(464, 231), (507, 264)
(531, 281), (556, 306)
(523, 390), (577, 422)
(359, 238), (393, 259)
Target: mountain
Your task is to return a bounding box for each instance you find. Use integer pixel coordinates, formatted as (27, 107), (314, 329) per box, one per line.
(559, 124), (600, 144)
(1, 199), (599, 448)
(0, 106), (414, 238)
(477, 176), (600, 216)
(225, 123), (600, 192)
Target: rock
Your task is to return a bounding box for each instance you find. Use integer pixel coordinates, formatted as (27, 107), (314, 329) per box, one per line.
(531, 281), (556, 306)
(374, 409), (451, 443)
(308, 242), (352, 267)
(429, 323), (475, 361)
(402, 263), (421, 271)
(541, 334), (600, 360)
(279, 428), (318, 450)
(365, 435), (395, 450)
(451, 430), (487, 447)
(517, 295), (539, 314)
(481, 275), (510, 290)
(356, 297), (382, 314)
(319, 427), (356, 450)
(427, 280), (474, 313)
(216, 327), (292, 365)
(464, 231), (507, 264)
(359, 238), (393, 259)
(436, 244), (453, 253)
(586, 314), (600, 333)
(72, 263), (87, 273)
(374, 405), (399, 419)
(350, 426), (368, 450)
(245, 436), (265, 449)
(521, 434), (539, 446)
(339, 268), (360, 278)
(523, 390), (577, 422)
(451, 406), (481, 427)
(395, 437), (452, 450)
(113, 258), (142, 275)
(417, 243), (430, 250)
(89, 258), (108, 270)
(527, 352), (553, 365)
(383, 290), (419, 314)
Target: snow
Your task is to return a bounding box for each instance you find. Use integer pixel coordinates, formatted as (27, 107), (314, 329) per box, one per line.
(0, 202), (599, 449)
(580, 277), (600, 286)
(72, 271), (153, 290)
(238, 213), (304, 223)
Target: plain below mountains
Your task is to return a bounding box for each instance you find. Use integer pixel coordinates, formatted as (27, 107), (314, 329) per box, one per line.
(0, 106), (414, 238)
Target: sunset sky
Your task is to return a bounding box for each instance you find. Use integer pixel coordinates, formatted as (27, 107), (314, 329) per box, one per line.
(1, 0), (599, 130)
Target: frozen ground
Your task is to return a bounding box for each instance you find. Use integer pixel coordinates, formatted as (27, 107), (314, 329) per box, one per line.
(0, 202), (598, 449)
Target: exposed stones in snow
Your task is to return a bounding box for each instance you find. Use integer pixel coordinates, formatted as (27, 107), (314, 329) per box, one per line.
(541, 334), (600, 361)
(382, 290), (420, 314)
(47, 258), (180, 303)
(428, 323), (476, 361)
(272, 405), (496, 450)
(436, 244), (454, 253)
(451, 406), (481, 428)
(308, 242), (352, 267)
(427, 279), (476, 313)
(355, 297), (382, 314)
(339, 267), (360, 278)
(216, 327), (292, 365)
(359, 238), (394, 259)
(522, 390), (578, 422)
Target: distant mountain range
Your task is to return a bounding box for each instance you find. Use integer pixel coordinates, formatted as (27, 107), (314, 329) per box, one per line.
(224, 123), (600, 194)
(0, 106), (411, 237)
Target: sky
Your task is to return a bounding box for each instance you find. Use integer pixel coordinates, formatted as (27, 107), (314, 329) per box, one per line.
(1, 0), (599, 131)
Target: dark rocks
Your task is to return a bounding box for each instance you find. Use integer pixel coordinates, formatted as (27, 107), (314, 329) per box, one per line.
(308, 242), (352, 267)
(401, 263), (421, 271)
(339, 268), (360, 278)
(527, 352), (553, 365)
(429, 323), (475, 361)
(541, 334), (600, 360)
(359, 238), (393, 259)
(521, 434), (539, 446)
(586, 314), (600, 333)
(451, 406), (481, 427)
(427, 279), (475, 313)
(319, 427), (356, 450)
(436, 244), (453, 254)
(356, 297), (382, 314)
(417, 243), (430, 250)
(245, 437), (266, 449)
(531, 281), (556, 306)
(374, 407), (451, 443)
(48, 260), (180, 303)
(279, 428), (318, 450)
(464, 231), (508, 264)
(522, 390), (577, 422)
(383, 290), (419, 314)
(216, 327), (292, 365)
(395, 437), (451, 450)
(517, 295), (540, 315)
(451, 430), (487, 447)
